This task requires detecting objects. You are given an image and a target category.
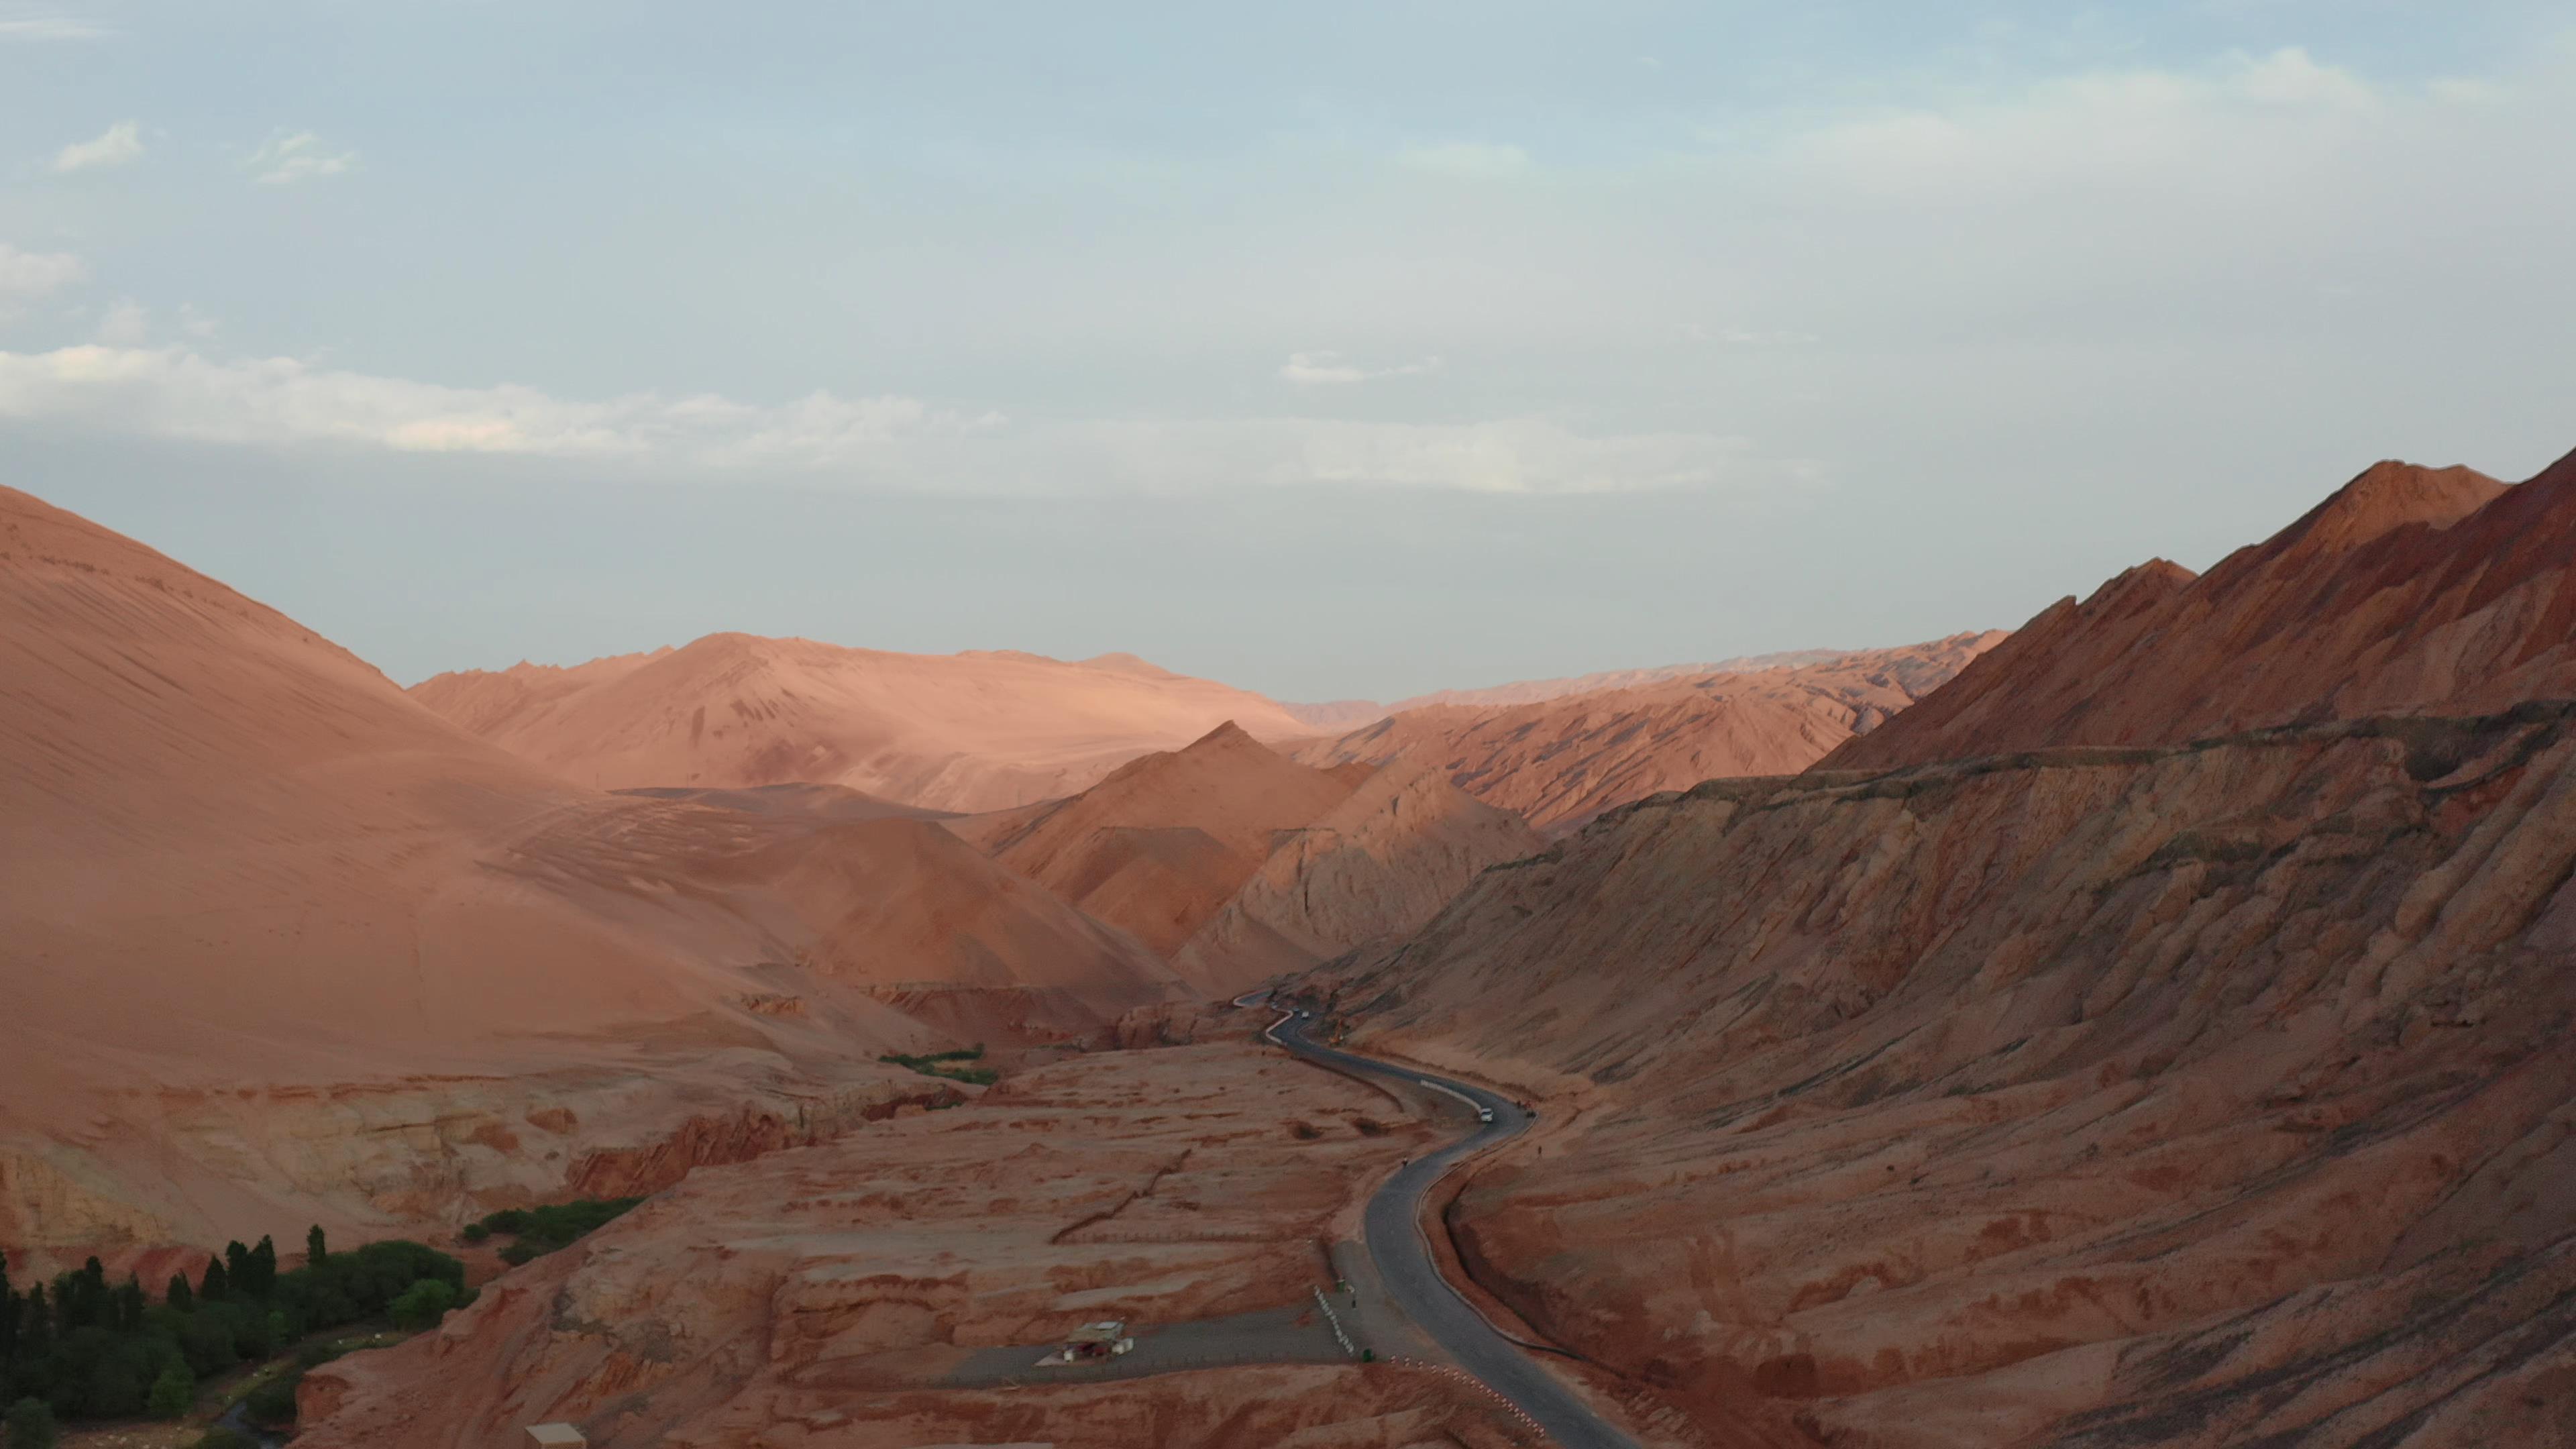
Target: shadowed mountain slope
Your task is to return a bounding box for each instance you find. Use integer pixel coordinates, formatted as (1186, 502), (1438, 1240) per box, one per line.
(1825, 451), (2576, 770)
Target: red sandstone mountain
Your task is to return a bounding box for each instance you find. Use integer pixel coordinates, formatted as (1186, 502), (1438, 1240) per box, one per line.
(1295, 632), (2004, 832)
(1301, 450), (2576, 1446)
(0, 484), (1175, 1254)
(1171, 756), (1544, 997)
(1825, 451), (2576, 770)
(411, 637), (1314, 814)
(951, 721), (1362, 956)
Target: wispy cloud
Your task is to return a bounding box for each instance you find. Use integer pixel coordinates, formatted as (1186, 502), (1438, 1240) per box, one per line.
(94, 299), (148, 344)
(0, 341), (1759, 494)
(0, 344), (992, 464)
(52, 119), (141, 174)
(1396, 141), (1530, 179)
(246, 131), (360, 185)
(1277, 350), (1443, 386)
(0, 16), (112, 40)
(0, 243), (88, 311)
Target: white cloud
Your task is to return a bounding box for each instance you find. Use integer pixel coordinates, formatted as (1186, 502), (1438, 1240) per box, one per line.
(0, 343), (993, 464)
(178, 303), (218, 339)
(1277, 350), (1443, 386)
(0, 341), (1758, 494)
(94, 299), (148, 344)
(0, 17), (110, 40)
(0, 243), (87, 313)
(1397, 141), (1530, 179)
(52, 119), (141, 173)
(1062, 416), (1753, 494)
(1788, 47), (2383, 202)
(246, 131), (360, 185)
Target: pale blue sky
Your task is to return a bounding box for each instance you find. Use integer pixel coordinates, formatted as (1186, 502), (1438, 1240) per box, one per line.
(4, 2), (2570, 700)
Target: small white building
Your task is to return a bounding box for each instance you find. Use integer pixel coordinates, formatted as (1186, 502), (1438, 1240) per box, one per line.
(525, 1426), (587, 1448)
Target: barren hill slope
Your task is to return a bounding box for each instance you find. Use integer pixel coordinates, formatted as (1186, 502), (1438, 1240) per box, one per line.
(412, 637), (1313, 813)
(1296, 632), (2003, 832)
(953, 721), (1360, 957)
(1298, 452), (2576, 1447)
(1171, 757), (1544, 997)
(0, 485), (1174, 1254)
(1825, 451), (2576, 769)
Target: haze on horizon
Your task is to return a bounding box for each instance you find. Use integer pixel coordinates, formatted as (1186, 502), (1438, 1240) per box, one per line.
(3, 1), (2571, 702)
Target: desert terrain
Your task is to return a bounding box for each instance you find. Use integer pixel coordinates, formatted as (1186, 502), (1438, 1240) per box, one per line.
(11, 451), (2575, 1449)
(290, 1042), (1551, 1449)
(411, 639), (1317, 814)
(0, 485), (1179, 1261)
(1293, 633), (2004, 834)
(1305, 448), (2576, 1447)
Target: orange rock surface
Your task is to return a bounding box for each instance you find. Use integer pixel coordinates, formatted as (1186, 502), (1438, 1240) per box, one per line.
(1306, 457), (2576, 1446)
(0, 486), (1175, 1256)
(951, 721), (1363, 955)
(1173, 757), (1545, 997)
(291, 1043), (1497, 1449)
(1825, 451), (2576, 770)
(411, 637), (1315, 813)
(1295, 633), (2003, 833)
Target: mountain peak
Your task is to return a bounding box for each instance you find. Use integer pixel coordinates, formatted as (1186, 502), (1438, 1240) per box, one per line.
(2269, 460), (2504, 561)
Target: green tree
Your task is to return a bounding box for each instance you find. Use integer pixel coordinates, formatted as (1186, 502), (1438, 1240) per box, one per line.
(146, 1364), (194, 1419)
(165, 1273), (194, 1313)
(387, 1279), (457, 1330)
(199, 1255), (229, 1303)
(1, 1262), (16, 1364)
(5, 1397), (60, 1449)
(17, 1286), (48, 1358)
(222, 1242), (250, 1297)
(246, 1237), (278, 1299)
(305, 1224), (327, 1267)
(115, 1274), (146, 1334)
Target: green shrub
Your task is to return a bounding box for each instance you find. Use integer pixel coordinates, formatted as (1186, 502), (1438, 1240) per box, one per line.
(388, 1279), (458, 1330)
(146, 1364), (195, 1419)
(244, 1375), (301, 1427)
(191, 1428), (258, 1449)
(4, 1399), (60, 1449)
(461, 1222), (490, 1243)
(496, 1242), (541, 1267)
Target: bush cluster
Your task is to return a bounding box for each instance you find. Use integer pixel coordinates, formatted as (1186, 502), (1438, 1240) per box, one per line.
(465, 1196), (643, 1267)
(880, 1044), (999, 1085)
(0, 1230), (462, 1423)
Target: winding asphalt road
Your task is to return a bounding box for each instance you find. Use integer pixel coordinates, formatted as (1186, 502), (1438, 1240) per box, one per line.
(1261, 1003), (1644, 1449)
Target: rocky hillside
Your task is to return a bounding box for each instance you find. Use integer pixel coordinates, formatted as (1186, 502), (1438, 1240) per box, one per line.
(1297, 633), (2004, 833)
(1318, 707), (2576, 1446)
(411, 636), (1314, 813)
(1171, 757), (1544, 997)
(949, 720), (1362, 955)
(1302, 450), (2576, 1446)
(0, 484), (1175, 1256)
(1825, 450), (2576, 769)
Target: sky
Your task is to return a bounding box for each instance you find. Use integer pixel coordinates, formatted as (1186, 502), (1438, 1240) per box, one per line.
(3, 2), (2571, 703)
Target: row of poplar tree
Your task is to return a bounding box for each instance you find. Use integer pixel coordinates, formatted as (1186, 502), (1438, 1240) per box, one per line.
(1, 1227), (463, 1421)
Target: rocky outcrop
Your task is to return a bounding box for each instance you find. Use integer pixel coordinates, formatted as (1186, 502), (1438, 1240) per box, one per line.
(1825, 451), (2576, 770)
(1295, 633), (2004, 833)
(1315, 704), (2576, 1446)
(1171, 758), (1545, 998)
(954, 721), (1363, 956)
(292, 1045), (1458, 1448)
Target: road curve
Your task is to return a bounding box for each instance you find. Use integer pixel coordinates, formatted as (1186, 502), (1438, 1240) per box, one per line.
(1262, 1003), (1644, 1449)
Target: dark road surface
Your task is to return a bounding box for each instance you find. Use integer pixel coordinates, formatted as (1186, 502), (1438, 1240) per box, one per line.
(1264, 1004), (1644, 1449)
